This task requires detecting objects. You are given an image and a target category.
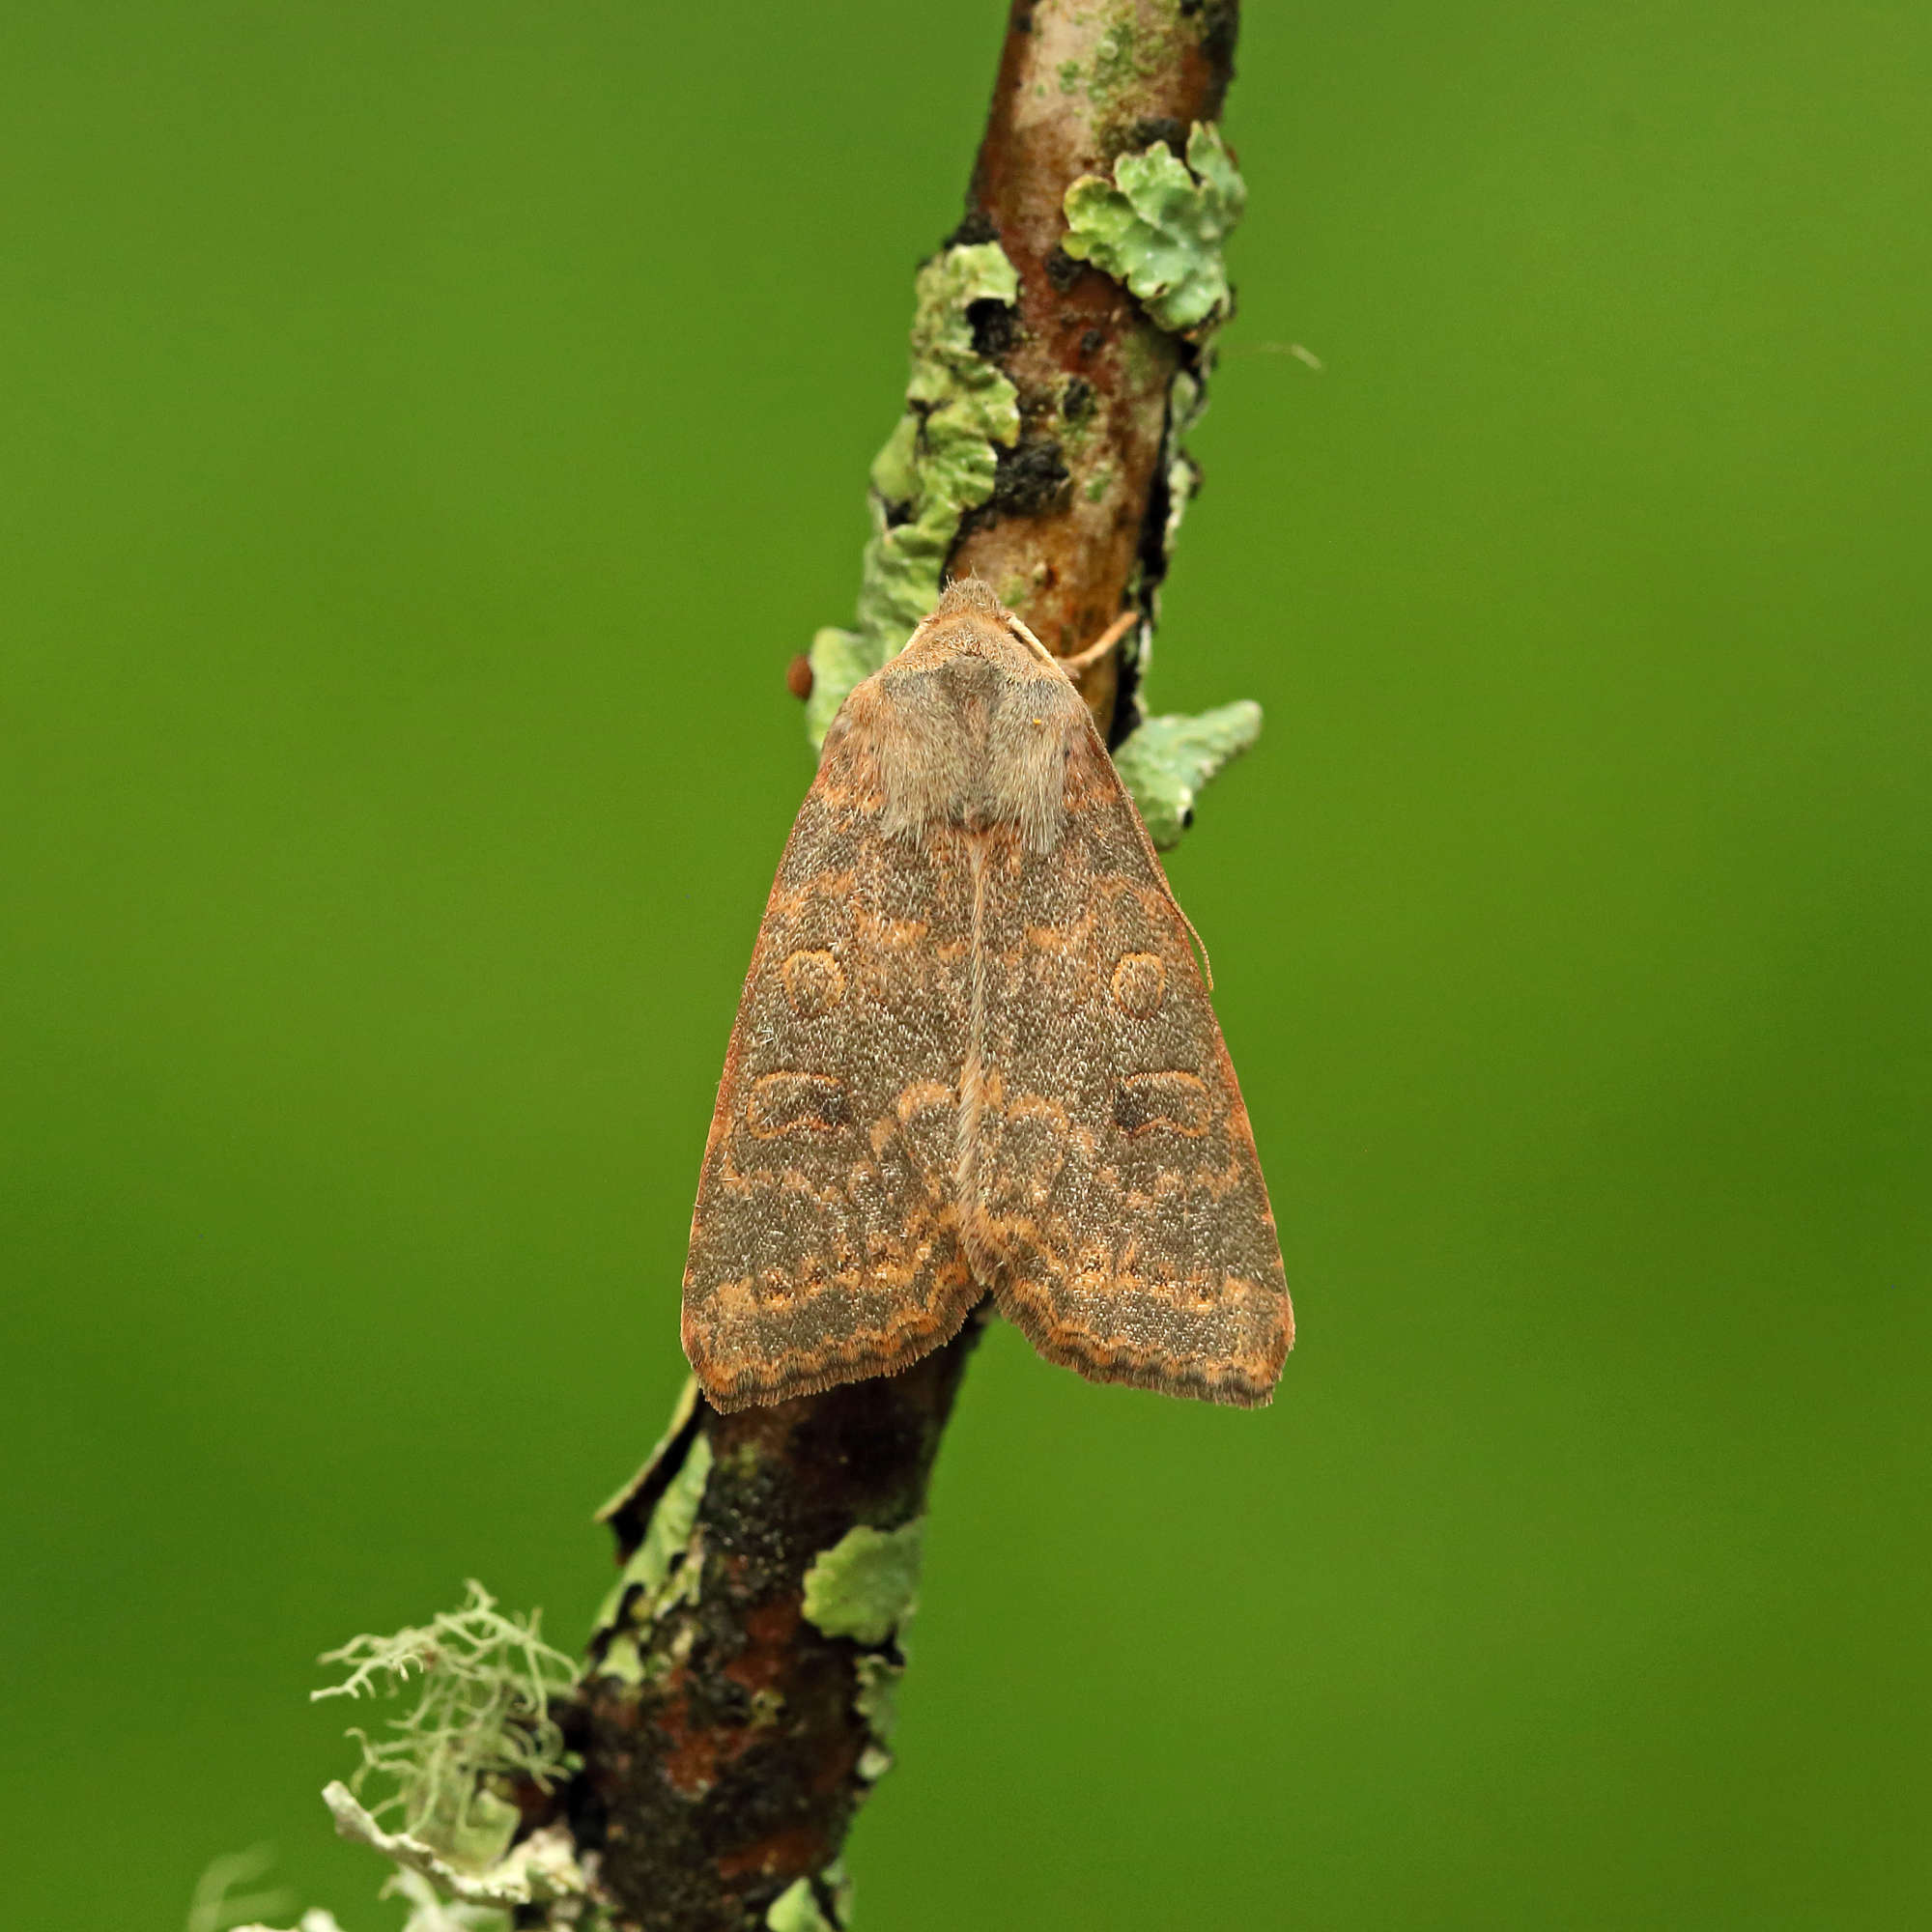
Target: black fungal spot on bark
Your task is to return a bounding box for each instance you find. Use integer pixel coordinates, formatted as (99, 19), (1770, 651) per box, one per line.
(1180, 0), (1239, 76)
(1130, 115), (1188, 156)
(966, 297), (1020, 361)
(1044, 246), (1082, 293)
(1062, 375), (1095, 424)
(944, 208), (1000, 250)
(1079, 327), (1106, 358)
(991, 438), (1071, 517)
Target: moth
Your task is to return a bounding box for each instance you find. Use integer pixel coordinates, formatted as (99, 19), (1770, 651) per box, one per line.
(681, 579), (1293, 1410)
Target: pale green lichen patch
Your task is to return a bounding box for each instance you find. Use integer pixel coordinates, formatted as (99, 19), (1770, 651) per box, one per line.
(853, 1653), (900, 1747)
(768, 1862), (851, 1932)
(1114, 700), (1264, 848)
(806, 242), (1020, 744)
(801, 627), (878, 743)
(616, 1432), (712, 1605)
(589, 1442), (711, 1690)
(594, 1375), (700, 1538)
(766, 1877), (836, 1932)
(801, 1519), (924, 1646)
(853, 1651), (901, 1782)
(1160, 361), (1210, 556)
(1062, 123), (1246, 337)
(767, 1863), (852, 1932)
(595, 1629), (644, 1689)
(1088, 16), (1152, 99)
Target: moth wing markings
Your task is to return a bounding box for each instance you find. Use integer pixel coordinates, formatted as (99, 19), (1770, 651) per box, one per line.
(974, 716), (1293, 1406)
(682, 696), (979, 1411)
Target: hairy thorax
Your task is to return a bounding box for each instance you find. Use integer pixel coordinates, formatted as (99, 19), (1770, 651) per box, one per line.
(850, 618), (1085, 853)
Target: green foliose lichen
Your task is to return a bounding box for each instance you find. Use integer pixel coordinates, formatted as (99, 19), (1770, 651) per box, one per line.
(766, 1878), (832, 1932)
(619, 1432), (712, 1598)
(800, 1519), (924, 1646)
(1113, 700), (1264, 848)
(596, 1629), (645, 1689)
(607, 1431), (709, 1614)
(853, 1652), (901, 1782)
(1062, 123), (1246, 337)
(766, 1862), (853, 1932)
(588, 1429), (714, 1663)
(806, 242), (1020, 744)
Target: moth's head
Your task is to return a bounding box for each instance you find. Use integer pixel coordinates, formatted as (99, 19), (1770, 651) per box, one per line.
(901, 576), (1058, 677)
(932, 576), (1003, 622)
(915, 576), (1012, 656)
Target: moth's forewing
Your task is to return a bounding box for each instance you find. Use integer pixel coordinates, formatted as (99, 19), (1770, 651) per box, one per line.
(970, 681), (1293, 1406)
(680, 679), (980, 1411)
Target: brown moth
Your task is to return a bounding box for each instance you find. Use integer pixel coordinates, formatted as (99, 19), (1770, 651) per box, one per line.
(681, 579), (1293, 1411)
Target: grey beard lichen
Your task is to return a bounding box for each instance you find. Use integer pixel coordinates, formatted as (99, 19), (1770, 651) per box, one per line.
(313, 1580), (580, 1871)
(239, 1581), (610, 1932)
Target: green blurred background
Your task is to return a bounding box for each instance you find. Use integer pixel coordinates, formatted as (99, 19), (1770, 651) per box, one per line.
(5, 2), (1927, 1925)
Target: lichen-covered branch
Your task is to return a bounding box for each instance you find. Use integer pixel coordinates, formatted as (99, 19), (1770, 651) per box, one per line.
(292, 9), (1253, 1931)
(567, 1336), (981, 1931)
(562, 9), (1249, 1929)
(808, 0), (1258, 847)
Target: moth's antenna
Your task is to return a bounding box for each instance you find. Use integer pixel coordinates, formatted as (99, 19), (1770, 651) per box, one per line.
(1005, 610), (1137, 685)
(1003, 612), (1060, 671)
(1059, 609), (1138, 679)
(1173, 899), (1214, 991)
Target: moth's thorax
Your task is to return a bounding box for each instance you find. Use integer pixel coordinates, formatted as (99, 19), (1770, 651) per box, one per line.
(856, 611), (1086, 851)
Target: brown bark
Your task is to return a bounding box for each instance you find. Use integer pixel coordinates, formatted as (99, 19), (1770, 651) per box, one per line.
(563, 1330), (980, 1931)
(558, 8), (1239, 1927)
(951, 0), (1238, 740)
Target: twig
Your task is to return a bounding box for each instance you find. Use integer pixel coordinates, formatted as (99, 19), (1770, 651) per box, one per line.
(559, 8), (1247, 1927)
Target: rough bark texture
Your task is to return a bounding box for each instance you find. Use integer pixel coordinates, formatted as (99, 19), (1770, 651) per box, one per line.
(951, 0), (1238, 741)
(565, 1330), (980, 1931)
(560, 8), (1240, 1928)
